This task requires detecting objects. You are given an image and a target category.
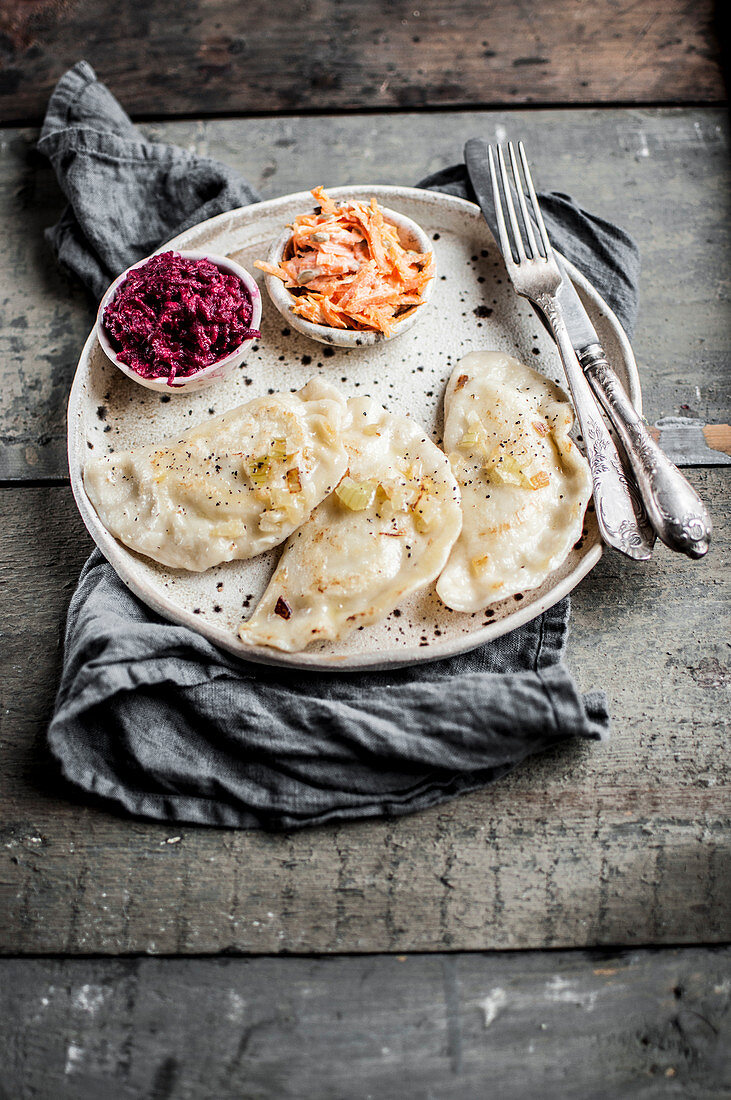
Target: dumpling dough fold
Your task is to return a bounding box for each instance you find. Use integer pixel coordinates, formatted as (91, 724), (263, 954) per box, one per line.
(84, 378), (351, 571)
(436, 351), (592, 612)
(239, 397), (462, 651)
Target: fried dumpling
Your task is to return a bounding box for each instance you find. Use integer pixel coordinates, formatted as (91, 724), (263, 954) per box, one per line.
(238, 397), (462, 651)
(436, 351), (592, 612)
(83, 378), (351, 571)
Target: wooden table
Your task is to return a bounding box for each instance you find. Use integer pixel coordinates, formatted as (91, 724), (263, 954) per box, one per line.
(1, 3), (729, 1096)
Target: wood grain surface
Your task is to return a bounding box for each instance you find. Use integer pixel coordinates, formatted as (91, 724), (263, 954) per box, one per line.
(0, 0), (725, 126)
(649, 422), (731, 466)
(1, 949), (729, 1098)
(1, 108), (728, 481)
(1, 470), (728, 955)
(1, 13), (728, 1076)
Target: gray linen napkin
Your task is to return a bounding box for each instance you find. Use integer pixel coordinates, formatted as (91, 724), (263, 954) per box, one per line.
(42, 63), (630, 829)
(37, 61), (260, 299)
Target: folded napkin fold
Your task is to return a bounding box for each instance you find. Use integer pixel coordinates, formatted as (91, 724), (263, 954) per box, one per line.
(42, 62), (632, 829)
(38, 60), (260, 299)
(51, 554), (609, 828)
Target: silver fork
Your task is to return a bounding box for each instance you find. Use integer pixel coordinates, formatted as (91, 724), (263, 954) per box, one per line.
(488, 142), (654, 561)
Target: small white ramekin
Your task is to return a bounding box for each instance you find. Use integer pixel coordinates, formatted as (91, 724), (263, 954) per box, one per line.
(96, 250), (262, 393)
(263, 204), (435, 348)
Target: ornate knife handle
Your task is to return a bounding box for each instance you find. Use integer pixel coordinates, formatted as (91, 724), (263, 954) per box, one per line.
(537, 295), (654, 561)
(579, 344), (711, 559)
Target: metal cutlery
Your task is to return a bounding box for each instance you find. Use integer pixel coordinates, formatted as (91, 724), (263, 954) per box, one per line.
(575, 344), (711, 557)
(469, 138), (712, 559)
(487, 141), (655, 561)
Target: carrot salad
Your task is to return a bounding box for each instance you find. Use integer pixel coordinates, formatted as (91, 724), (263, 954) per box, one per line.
(255, 187), (435, 336)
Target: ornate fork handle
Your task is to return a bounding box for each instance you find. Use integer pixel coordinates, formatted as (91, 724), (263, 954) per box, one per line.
(537, 294), (655, 560)
(578, 344), (711, 558)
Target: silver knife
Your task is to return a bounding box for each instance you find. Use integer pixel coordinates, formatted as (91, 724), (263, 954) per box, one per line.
(464, 138), (711, 559)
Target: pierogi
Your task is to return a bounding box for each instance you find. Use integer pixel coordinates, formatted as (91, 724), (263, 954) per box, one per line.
(436, 351), (592, 612)
(83, 379), (350, 571)
(238, 397), (462, 651)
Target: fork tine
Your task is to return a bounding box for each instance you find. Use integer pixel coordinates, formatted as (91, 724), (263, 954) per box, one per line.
(496, 145), (526, 262)
(488, 145), (514, 266)
(518, 141), (552, 260)
(508, 141), (539, 260)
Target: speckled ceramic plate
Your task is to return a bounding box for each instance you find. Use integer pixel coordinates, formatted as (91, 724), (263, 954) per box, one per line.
(68, 186), (642, 671)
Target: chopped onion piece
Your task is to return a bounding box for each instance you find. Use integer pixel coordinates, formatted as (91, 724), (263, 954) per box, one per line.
(287, 468), (302, 493)
(412, 495), (440, 533)
(335, 476), (377, 511)
(486, 451), (528, 486)
(247, 457), (271, 486)
(459, 429), (480, 449)
(259, 509), (288, 533)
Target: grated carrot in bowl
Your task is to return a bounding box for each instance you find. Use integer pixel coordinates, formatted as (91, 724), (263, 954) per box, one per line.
(255, 188), (435, 337)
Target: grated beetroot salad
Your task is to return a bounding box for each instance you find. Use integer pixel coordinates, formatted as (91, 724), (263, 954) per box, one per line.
(102, 252), (261, 385)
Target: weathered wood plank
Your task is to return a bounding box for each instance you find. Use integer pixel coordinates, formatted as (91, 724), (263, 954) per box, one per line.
(0, 948), (729, 1099)
(0, 471), (728, 955)
(1, 107), (728, 481)
(704, 424), (731, 454)
(0, 0), (724, 126)
(649, 420), (731, 467)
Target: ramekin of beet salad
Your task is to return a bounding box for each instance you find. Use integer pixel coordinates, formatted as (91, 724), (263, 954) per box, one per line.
(97, 251), (262, 392)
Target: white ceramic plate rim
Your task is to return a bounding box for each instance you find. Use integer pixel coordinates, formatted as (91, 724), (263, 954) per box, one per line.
(68, 186), (641, 672)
